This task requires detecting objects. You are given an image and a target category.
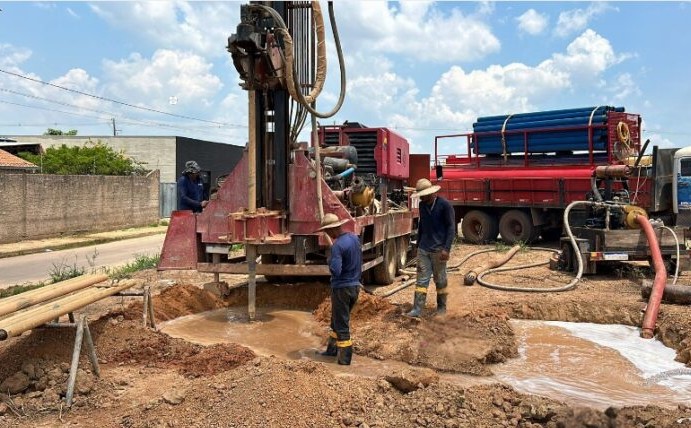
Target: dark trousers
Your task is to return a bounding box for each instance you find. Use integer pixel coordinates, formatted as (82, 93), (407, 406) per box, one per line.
(330, 285), (359, 341)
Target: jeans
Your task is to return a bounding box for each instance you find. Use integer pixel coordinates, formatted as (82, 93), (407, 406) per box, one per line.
(416, 248), (448, 291)
(330, 285), (360, 341)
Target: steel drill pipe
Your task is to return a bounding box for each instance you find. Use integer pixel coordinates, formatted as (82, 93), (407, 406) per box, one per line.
(0, 274), (108, 318)
(0, 280), (137, 340)
(638, 214), (668, 339)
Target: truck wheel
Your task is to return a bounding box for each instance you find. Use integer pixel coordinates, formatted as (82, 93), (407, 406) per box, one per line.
(373, 239), (397, 285)
(461, 210), (498, 244)
(499, 210), (536, 244)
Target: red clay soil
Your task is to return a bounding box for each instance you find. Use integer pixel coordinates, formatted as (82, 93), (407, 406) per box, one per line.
(0, 245), (690, 427)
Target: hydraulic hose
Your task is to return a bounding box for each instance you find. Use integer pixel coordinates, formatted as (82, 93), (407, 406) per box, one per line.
(474, 201), (590, 292)
(659, 225), (680, 285)
(639, 214), (668, 339)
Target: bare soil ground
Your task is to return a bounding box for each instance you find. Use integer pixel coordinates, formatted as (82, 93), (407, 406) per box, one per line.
(1, 243), (691, 427)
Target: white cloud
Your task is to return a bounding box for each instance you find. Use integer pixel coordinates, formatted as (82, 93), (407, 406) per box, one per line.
(606, 73), (641, 101)
(544, 29), (628, 82)
(102, 49), (223, 110)
(554, 2), (614, 38)
(339, 29), (631, 153)
(335, 2), (500, 63)
(89, 1), (237, 57)
(0, 44), (32, 69)
(66, 7), (79, 19)
(516, 9), (548, 35)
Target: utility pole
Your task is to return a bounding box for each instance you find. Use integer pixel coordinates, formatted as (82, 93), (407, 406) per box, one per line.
(111, 118), (120, 136)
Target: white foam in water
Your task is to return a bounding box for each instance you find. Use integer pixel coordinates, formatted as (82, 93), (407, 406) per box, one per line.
(545, 321), (691, 391)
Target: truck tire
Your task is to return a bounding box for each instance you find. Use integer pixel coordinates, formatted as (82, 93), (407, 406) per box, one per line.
(499, 210), (536, 244)
(373, 239), (397, 285)
(461, 210), (498, 244)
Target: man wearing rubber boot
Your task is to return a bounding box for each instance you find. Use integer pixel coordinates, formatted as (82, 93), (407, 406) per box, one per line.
(317, 213), (362, 365)
(406, 178), (455, 317)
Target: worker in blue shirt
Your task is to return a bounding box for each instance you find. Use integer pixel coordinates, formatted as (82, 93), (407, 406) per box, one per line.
(177, 160), (208, 213)
(317, 213), (361, 365)
(406, 178), (456, 317)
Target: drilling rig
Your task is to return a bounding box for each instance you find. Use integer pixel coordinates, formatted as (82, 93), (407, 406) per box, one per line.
(158, 1), (422, 320)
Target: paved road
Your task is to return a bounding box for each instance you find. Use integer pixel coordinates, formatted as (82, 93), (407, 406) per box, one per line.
(0, 234), (166, 288)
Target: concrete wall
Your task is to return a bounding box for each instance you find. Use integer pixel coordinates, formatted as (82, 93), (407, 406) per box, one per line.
(0, 171), (160, 244)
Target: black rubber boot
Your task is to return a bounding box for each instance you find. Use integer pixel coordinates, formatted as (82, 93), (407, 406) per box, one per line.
(337, 345), (353, 365)
(405, 292), (427, 318)
(435, 293), (448, 315)
(320, 336), (338, 357)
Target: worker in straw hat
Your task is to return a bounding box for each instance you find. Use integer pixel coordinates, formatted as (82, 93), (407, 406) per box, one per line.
(316, 213), (361, 365)
(406, 178), (455, 317)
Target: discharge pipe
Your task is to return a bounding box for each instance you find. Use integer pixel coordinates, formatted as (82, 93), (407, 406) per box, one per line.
(638, 214), (668, 339)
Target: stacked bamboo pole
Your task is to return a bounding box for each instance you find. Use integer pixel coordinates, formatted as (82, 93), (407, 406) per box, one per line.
(0, 278), (137, 340)
(0, 274), (108, 317)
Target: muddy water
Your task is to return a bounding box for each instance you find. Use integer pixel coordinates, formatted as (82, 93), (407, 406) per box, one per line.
(160, 309), (691, 409)
(493, 320), (691, 410)
(158, 307), (488, 386)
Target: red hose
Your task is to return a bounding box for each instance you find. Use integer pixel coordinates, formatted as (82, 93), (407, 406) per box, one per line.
(637, 215), (667, 339)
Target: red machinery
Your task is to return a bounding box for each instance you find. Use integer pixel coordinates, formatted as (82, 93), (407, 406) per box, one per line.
(158, 2), (420, 319)
(432, 107), (647, 245)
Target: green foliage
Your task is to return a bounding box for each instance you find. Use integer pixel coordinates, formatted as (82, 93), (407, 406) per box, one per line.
(17, 139), (148, 175)
(0, 282), (46, 299)
(107, 253), (161, 280)
(44, 128), (78, 135)
(49, 258), (86, 283)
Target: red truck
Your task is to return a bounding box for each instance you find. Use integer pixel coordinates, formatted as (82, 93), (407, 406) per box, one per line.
(432, 106), (644, 244)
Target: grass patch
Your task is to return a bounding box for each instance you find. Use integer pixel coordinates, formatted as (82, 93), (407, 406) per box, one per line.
(107, 253), (161, 280)
(0, 282), (47, 299)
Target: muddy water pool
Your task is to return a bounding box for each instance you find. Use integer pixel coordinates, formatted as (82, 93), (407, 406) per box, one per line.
(159, 308), (691, 409)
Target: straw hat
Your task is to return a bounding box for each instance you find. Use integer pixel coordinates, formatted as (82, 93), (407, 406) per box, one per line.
(413, 178), (440, 197)
(317, 213), (349, 231)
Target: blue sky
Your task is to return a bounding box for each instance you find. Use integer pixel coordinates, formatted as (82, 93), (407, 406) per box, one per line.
(1, 1), (690, 156)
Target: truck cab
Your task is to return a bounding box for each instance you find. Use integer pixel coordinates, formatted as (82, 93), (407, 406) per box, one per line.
(673, 146), (691, 227)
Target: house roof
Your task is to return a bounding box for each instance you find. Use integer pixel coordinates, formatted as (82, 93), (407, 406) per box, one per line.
(0, 149), (39, 170)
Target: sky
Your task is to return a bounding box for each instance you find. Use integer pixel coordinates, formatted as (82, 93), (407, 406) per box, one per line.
(1, 1), (690, 157)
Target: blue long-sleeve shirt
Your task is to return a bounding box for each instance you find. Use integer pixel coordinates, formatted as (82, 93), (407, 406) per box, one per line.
(329, 232), (362, 288)
(418, 196), (455, 252)
(177, 175), (205, 212)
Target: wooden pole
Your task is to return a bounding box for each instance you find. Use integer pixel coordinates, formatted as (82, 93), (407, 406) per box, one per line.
(65, 317), (85, 407)
(0, 274), (108, 317)
(0, 280), (137, 340)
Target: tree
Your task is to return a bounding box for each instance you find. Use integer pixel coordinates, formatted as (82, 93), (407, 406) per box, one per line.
(44, 128), (78, 136)
(17, 140), (149, 176)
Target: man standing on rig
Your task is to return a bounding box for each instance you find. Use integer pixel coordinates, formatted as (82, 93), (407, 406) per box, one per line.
(406, 178), (456, 317)
(317, 213), (361, 365)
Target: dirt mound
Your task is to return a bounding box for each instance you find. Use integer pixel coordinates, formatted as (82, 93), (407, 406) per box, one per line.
(119, 283), (226, 322)
(312, 290), (399, 324)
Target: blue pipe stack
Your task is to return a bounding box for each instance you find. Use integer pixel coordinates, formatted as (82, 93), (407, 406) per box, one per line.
(472, 106), (625, 155)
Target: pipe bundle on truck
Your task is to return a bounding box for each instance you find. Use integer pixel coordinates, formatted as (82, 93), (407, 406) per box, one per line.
(472, 106), (627, 155)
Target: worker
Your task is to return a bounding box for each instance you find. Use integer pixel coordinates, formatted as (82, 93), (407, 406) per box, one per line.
(177, 160), (208, 212)
(317, 213), (361, 365)
(406, 178), (455, 317)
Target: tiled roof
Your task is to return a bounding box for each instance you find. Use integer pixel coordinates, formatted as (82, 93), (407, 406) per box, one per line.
(0, 149), (38, 169)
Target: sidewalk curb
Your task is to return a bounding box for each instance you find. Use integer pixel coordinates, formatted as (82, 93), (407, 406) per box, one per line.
(0, 230), (168, 259)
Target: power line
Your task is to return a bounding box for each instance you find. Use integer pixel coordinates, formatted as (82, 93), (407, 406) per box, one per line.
(0, 68), (244, 128)
(0, 99), (244, 141)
